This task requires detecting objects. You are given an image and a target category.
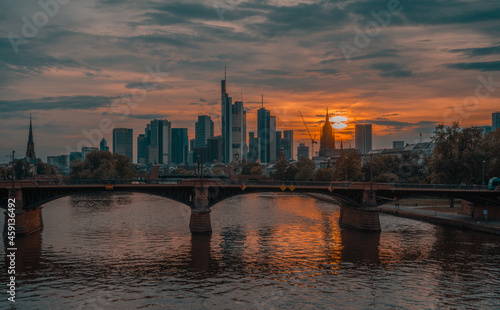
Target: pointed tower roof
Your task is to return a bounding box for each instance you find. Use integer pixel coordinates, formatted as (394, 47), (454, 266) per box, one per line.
(28, 115), (34, 144)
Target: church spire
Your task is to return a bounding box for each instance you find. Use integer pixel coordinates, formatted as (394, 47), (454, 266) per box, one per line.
(26, 115), (36, 160)
(28, 114), (34, 144)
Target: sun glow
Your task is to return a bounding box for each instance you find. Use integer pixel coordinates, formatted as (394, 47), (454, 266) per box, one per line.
(329, 116), (348, 129)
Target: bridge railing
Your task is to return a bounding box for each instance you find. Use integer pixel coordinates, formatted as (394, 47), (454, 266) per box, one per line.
(0, 179), (490, 190)
(388, 183), (489, 190)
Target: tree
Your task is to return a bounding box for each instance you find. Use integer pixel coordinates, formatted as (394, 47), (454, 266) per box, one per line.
(429, 123), (485, 184)
(14, 160), (32, 180)
(294, 157), (316, 181)
(483, 129), (500, 180)
(313, 168), (334, 181)
(70, 151), (135, 179)
(241, 162), (263, 175)
(334, 151), (363, 181)
(271, 159), (297, 181)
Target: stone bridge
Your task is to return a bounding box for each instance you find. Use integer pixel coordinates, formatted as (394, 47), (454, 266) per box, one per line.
(1, 179), (499, 235)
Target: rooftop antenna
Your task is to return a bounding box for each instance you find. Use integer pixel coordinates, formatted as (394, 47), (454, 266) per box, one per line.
(224, 66), (226, 80)
(420, 133), (422, 143)
(261, 95), (264, 108)
(241, 92), (243, 102)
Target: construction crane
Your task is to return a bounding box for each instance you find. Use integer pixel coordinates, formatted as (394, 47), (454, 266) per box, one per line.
(299, 111), (318, 157)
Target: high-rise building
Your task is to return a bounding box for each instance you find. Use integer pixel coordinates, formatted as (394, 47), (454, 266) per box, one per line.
(190, 138), (195, 152)
(256, 97), (277, 163)
(171, 128), (189, 164)
(25, 116), (36, 162)
(113, 128), (133, 162)
(297, 143), (309, 159)
(195, 115), (214, 148)
(207, 136), (223, 163)
(355, 124), (373, 154)
(144, 119), (171, 164)
(257, 106), (269, 163)
(319, 109), (335, 157)
(493, 112), (500, 131)
(282, 130), (293, 160)
(100, 138), (109, 152)
(269, 116), (277, 162)
(137, 134), (147, 164)
(248, 132), (261, 162)
(276, 131), (282, 159)
(393, 141), (404, 149)
(70, 152), (82, 164)
(221, 69), (232, 163)
(232, 100), (246, 162)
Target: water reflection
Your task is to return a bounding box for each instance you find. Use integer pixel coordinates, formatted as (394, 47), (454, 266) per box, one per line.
(340, 229), (380, 265)
(0, 192), (499, 309)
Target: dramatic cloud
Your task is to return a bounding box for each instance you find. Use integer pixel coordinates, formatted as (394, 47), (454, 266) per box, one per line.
(1, 0), (499, 160)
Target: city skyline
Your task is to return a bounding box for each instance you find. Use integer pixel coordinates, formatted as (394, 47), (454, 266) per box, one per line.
(1, 1), (500, 161)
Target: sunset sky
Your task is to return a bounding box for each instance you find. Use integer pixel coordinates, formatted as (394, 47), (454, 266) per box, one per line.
(1, 0), (499, 162)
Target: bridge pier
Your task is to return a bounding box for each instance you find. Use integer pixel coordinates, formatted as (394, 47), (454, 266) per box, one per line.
(3, 189), (44, 236)
(189, 187), (212, 234)
(339, 190), (381, 232)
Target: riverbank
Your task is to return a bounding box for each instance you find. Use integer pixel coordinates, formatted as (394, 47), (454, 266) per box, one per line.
(305, 193), (500, 235)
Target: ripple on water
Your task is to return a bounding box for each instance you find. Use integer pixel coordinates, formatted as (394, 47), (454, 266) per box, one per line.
(1, 193), (500, 309)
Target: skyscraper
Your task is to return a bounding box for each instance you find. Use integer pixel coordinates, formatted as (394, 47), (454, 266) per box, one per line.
(232, 100), (246, 161)
(248, 132), (261, 162)
(493, 112), (500, 131)
(113, 128), (133, 162)
(195, 115), (214, 148)
(319, 109), (335, 157)
(355, 124), (373, 154)
(207, 136), (223, 163)
(276, 131), (282, 160)
(257, 103), (270, 163)
(171, 128), (189, 164)
(269, 116), (277, 162)
(297, 143), (309, 159)
(221, 68), (232, 163)
(137, 134), (147, 164)
(283, 130), (294, 160)
(100, 138), (109, 152)
(25, 116), (36, 162)
(144, 119), (171, 164)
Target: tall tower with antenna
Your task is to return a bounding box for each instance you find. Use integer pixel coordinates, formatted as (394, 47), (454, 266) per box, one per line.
(221, 66), (233, 163)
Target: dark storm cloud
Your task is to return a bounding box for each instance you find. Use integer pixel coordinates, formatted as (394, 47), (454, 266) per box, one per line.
(125, 82), (172, 91)
(450, 45), (500, 57)
(371, 63), (413, 78)
(346, 0), (500, 26)
(0, 96), (118, 114)
(362, 119), (436, 129)
(246, 2), (349, 38)
(102, 112), (169, 120)
(445, 61), (500, 72)
(258, 69), (293, 75)
(306, 68), (338, 76)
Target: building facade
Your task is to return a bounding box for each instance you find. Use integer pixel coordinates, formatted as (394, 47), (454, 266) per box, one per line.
(195, 115), (214, 148)
(355, 124), (373, 155)
(100, 138), (109, 152)
(282, 130), (294, 160)
(113, 128), (133, 162)
(171, 128), (189, 164)
(493, 112), (500, 132)
(297, 143), (309, 159)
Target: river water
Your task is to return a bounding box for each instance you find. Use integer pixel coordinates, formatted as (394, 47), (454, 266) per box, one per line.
(1, 192), (500, 309)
